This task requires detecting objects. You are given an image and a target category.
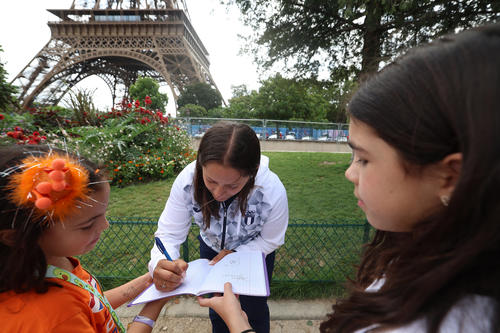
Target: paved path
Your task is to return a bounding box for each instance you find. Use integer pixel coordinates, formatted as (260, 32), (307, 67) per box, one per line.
(191, 138), (352, 154)
(117, 296), (335, 332)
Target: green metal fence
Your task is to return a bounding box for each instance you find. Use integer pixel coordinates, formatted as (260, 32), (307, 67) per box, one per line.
(79, 217), (371, 290)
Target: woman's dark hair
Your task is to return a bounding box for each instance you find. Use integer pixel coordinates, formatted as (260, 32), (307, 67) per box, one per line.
(0, 145), (105, 294)
(194, 121), (261, 228)
(321, 23), (500, 332)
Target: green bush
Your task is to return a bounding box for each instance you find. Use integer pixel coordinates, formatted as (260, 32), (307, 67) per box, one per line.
(66, 101), (195, 185)
(1, 99), (195, 185)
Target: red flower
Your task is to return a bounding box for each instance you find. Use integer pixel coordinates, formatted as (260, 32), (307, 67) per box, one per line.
(145, 96), (152, 105)
(0, 114), (4, 120)
(135, 100), (141, 107)
(127, 103), (132, 108)
(14, 126), (22, 132)
(32, 131), (40, 136)
(10, 131), (22, 139)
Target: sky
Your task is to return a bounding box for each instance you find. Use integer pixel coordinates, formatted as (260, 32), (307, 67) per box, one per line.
(0, 0), (260, 115)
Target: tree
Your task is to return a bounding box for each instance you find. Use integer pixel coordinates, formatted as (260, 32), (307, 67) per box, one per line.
(207, 107), (229, 118)
(177, 103), (207, 118)
(129, 77), (168, 111)
(227, 85), (259, 119)
(177, 82), (223, 111)
(252, 74), (328, 122)
(0, 46), (17, 112)
(225, 0), (500, 79)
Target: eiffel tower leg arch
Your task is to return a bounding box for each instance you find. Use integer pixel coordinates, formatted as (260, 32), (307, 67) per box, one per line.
(20, 50), (182, 109)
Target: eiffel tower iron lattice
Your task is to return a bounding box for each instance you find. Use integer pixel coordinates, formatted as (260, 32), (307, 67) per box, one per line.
(12, 0), (221, 109)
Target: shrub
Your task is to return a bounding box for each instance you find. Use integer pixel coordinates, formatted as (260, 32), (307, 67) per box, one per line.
(66, 99), (195, 185)
(1, 98), (195, 186)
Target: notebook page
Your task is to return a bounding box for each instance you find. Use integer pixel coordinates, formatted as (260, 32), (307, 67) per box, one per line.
(198, 251), (268, 296)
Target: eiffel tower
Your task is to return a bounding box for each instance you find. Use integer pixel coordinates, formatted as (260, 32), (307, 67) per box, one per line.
(12, 0), (220, 109)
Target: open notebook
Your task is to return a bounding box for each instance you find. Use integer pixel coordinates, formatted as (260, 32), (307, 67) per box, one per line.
(129, 251), (269, 306)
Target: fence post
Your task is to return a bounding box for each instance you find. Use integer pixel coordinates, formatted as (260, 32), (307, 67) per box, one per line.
(362, 220), (371, 243)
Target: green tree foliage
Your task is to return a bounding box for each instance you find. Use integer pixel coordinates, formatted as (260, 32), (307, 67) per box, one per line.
(207, 107), (230, 118)
(252, 74), (328, 122)
(129, 77), (168, 111)
(226, 84), (258, 119)
(177, 103), (207, 117)
(224, 77), (350, 122)
(177, 82), (223, 111)
(226, 0), (500, 79)
(0, 47), (17, 112)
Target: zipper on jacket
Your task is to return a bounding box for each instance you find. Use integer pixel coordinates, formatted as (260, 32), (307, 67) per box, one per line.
(221, 202), (228, 250)
(220, 195), (237, 250)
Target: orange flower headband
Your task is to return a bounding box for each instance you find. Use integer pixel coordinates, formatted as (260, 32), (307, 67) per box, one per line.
(7, 154), (90, 223)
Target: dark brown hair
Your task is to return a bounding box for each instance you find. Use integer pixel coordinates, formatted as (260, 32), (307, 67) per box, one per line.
(0, 145), (106, 294)
(321, 23), (500, 332)
(193, 121), (261, 228)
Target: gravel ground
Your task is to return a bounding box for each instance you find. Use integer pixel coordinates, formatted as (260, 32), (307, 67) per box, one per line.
(118, 295), (333, 332)
(121, 316), (323, 333)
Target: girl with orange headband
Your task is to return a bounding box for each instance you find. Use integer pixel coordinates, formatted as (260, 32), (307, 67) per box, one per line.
(0, 145), (166, 332)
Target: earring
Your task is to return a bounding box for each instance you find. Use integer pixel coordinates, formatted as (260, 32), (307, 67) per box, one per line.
(440, 195), (450, 207)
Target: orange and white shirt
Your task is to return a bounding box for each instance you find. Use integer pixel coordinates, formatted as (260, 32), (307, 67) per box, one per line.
(0, 257), (120, 333)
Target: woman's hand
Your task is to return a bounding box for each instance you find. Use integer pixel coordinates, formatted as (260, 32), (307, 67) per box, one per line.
(197, 282), (252, 333)
(153, 259), (188, 291)
(209, 249), (235, 265)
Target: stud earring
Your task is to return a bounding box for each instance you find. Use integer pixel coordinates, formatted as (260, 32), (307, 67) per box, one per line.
(440, 195), (450, 207)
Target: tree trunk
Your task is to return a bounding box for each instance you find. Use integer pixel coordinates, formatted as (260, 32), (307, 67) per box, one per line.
(360, 1), (383, 78)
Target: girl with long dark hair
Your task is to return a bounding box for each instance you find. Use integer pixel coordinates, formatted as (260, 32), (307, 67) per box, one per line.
(197, 23), (500, 333)
(149, 121), (289, 333)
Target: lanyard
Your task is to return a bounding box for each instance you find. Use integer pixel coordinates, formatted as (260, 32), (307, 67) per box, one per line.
(45, 265), (126, 333)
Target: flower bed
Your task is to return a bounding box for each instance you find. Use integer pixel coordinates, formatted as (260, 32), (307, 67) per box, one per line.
(0, 97), (195, 185)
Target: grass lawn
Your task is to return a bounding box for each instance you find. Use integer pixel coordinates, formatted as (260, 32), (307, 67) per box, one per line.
(83, 152), (368, 299)
(107, 152), (364, 221)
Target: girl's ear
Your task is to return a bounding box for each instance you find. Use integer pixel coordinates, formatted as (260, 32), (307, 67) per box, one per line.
(437, 152), (462, 201)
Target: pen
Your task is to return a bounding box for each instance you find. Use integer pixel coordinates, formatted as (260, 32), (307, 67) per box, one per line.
(155, 237), (173, 261)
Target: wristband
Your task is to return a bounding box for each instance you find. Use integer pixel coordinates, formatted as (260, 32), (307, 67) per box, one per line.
(133, 315), (155, 328)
